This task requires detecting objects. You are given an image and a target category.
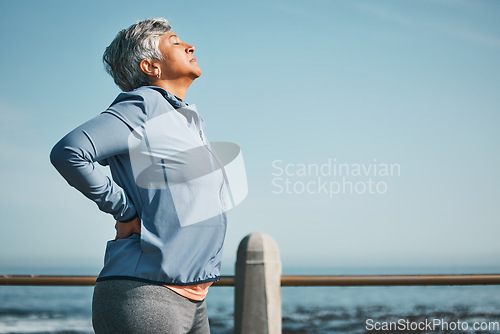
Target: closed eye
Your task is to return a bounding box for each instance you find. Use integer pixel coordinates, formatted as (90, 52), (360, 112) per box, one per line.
(169, 35), (181, 45)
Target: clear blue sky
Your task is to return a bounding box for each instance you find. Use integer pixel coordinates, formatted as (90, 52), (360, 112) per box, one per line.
(1, 0), (499, 274)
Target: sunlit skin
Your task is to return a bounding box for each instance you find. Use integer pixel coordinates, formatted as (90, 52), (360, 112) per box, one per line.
(140, 31), (201, 100)
(114, 31), (201, 240)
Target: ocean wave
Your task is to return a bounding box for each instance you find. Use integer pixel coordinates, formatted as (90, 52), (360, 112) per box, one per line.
(0, 317), (92, 334)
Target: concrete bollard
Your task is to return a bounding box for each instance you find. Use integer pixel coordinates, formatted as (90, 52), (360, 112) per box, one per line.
(234, 232), (282, 334)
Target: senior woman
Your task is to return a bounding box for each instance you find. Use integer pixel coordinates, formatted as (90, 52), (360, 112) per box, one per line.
(50, 18), (228, 333)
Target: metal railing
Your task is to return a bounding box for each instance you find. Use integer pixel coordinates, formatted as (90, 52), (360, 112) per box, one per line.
(2, 232), (500, 334)
(2, 274), (500, 286)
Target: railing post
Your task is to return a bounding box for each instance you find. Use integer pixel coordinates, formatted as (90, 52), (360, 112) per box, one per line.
(234, 232), (282, 334)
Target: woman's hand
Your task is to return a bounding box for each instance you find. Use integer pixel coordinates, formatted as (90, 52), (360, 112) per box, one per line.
(114, 216), (141, 240)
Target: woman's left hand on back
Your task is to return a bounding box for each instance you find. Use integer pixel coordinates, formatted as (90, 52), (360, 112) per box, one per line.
(114, 217), (141, 240)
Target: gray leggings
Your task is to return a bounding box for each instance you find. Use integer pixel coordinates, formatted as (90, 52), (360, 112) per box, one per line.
(92, 279), (210, 334)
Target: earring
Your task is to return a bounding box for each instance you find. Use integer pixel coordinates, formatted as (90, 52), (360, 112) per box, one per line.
(157, 72), (161, 79)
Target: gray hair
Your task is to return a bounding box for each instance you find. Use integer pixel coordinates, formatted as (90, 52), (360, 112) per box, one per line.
(103, 18), (171, 92)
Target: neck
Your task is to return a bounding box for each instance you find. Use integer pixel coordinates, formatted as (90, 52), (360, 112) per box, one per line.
(151, 77), (195, 100)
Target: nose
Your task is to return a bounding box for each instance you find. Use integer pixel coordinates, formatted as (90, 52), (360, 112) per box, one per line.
(185, 43), (195, 54)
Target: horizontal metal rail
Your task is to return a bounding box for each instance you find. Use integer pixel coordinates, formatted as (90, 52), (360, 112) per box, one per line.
(2, 274), (500, 286)
(279, 274), (500, 286)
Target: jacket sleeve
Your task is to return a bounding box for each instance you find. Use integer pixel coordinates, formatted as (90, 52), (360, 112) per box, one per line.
(50, 92), (148, 222)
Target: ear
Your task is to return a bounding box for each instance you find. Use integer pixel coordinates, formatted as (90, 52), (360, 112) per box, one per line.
(139, 59), (160, 78)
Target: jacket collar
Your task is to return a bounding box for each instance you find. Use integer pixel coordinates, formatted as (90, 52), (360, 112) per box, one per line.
(145, 86), (187, 109)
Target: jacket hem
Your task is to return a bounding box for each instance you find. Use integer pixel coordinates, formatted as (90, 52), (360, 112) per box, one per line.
(95, 275), (220, 286)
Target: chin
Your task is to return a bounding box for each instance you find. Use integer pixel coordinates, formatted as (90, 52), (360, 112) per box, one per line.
(192, 70), (202, 79)
(192, 63), (202, 78)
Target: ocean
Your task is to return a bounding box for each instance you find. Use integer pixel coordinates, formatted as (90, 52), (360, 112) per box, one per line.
(1, 266), (499, 334)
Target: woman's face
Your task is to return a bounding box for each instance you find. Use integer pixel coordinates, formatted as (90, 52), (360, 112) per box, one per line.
(157, 31), (201, 80)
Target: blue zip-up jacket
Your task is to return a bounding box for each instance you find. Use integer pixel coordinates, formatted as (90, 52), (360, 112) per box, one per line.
(50, 86), (228, 285)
